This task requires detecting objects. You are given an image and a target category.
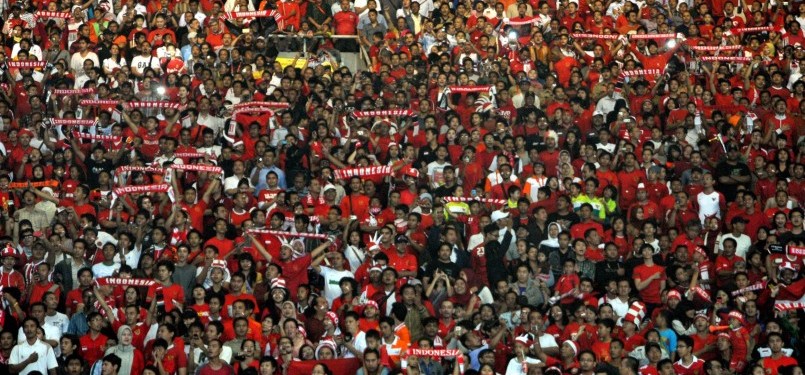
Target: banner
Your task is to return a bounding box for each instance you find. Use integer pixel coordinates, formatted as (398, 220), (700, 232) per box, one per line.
(287, 359), (360, 375)
(53, 88), (96, 95)
(247, 229), (329, 239)
(333, 166), (392, 180)
(352, 109), (414, 118)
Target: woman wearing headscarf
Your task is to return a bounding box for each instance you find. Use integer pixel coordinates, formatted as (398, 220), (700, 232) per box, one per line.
(105, 326), (144, 375)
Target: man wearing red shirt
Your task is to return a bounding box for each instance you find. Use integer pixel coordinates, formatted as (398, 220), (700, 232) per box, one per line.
(80, 312), (109, 365)
(714, 238), (744, 288)
(146, 261), (186, 313)
(617, 152), (646, 209)
(341, 176), (370, 222)
(633, 244), (666, 311)
(333, 0), (359, 51)
(385, 235), (417, 279)
(758, 333), (798, 375)
(674, 336), (705, 375)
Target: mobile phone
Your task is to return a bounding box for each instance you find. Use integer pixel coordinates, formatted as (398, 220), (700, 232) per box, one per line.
(242, 29), (250, 34)
(471, 189), (477, 197)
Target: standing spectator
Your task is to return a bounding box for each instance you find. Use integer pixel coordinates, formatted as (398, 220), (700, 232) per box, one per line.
(9, 317), (59, 375)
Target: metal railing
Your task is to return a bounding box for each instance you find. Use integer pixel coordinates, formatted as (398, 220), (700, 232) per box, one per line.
(264, 34), (370, 70)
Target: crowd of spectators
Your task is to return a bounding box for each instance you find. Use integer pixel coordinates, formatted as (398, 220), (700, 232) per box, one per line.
(0, 0), (805, 375)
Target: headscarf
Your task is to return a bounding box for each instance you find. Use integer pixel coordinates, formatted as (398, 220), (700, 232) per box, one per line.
(539, 222), (562, 249)
(106, 326), (136, 375)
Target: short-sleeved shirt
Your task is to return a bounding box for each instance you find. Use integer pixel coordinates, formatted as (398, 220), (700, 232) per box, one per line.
(9, 339), (59, 375)
(633, 264), (665, 304)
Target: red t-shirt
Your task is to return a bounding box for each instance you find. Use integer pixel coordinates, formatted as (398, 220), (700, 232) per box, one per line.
(673, 358), (705, 375)
(80, 332), (109, 365)
(146, 283), (185, 313)
(633, 264), (665, 304)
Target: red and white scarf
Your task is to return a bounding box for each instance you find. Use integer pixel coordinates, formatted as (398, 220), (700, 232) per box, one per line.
(774, 302), (805, 312)
(620, 69), (661, 78)
(170, 164), (224, 174)
(95, 277), (156, 287)
(787, 246), (805, 256)
(502, 17), (541, 26)
(56, 119), (96, 126)
(113, 184), (170, 196)
(175, 152), (211, 160)
(73, 131), (121, 142)
(442, 196), (507, 205)
(127, 101), (181, 109)
(333, 166), (392, 180)
(8, 60), (46, 68)
(448, 85), (493, 93)
(629, 33), (677, 40)
(733, 26), (773, 34)
(700, 56), (751, 63)
(80, 99), (119, 106)
(53, 88), (96, 95)
(688, 45), (742, 52)
(35, 11), (71, 19)
(571, 33), (618, 40)
(353, 109), (414, 118)
(247, 229), (328, 239)
(116, 166), (166, 174)
(731, 282), (766, 296)
(234, 101), (290, 109)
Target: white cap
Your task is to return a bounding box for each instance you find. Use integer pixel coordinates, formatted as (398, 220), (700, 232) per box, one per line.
(491, 210), (510, 222)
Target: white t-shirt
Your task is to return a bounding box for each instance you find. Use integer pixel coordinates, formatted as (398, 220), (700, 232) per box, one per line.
(319, 265), (355, 306)
(130, 54), (161, 76)
(44, 312), (70, 334)
(92, 262), (120, 278)
(343, 331), (367, 358)
(696, 190), (723, 224)
(9, 339), (59, 375)
(505, 357), (543, 375)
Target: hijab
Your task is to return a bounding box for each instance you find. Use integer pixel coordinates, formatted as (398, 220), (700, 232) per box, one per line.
(539, 222), (562, 249)
(106, 325), (136, 375)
